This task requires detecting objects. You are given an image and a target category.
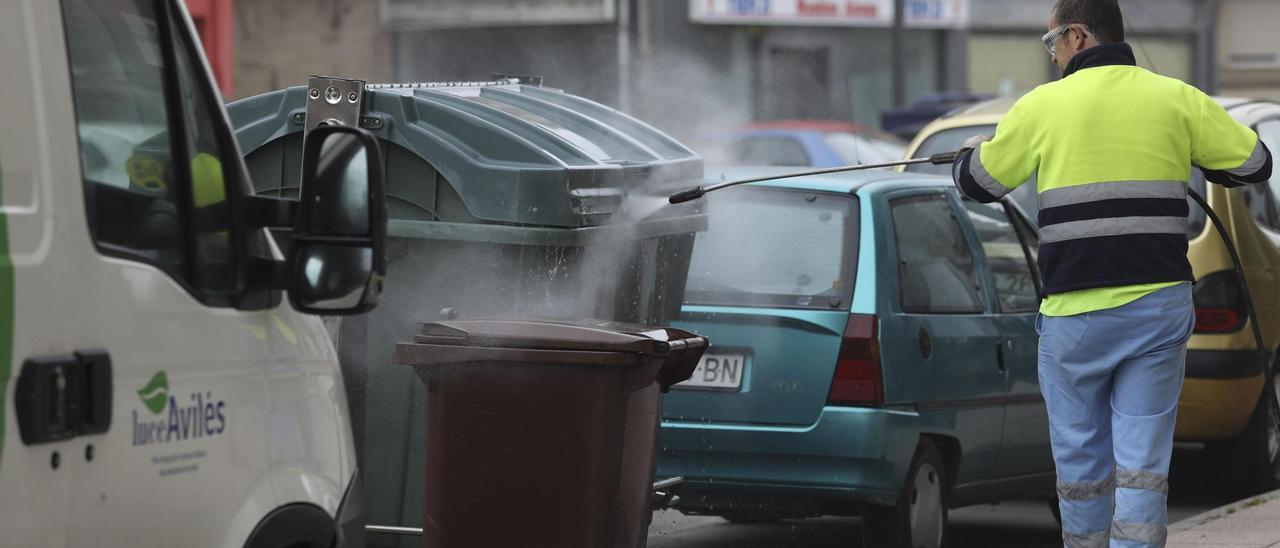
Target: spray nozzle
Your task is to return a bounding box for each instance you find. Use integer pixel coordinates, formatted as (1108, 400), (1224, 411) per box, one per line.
(668, 187), (706, 205)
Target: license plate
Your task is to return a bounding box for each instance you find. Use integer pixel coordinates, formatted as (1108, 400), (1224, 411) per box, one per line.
(677, 353), (746, 390)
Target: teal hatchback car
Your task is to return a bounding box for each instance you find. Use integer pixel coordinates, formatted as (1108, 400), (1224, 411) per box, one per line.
(658, 168), (1054, 547)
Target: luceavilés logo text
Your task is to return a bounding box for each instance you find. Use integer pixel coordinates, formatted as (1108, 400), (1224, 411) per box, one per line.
(132, 371), (226, 446)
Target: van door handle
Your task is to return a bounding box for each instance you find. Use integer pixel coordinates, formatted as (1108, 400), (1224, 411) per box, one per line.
(995, 341), (1007, 372)
(14, 350), (112, 445)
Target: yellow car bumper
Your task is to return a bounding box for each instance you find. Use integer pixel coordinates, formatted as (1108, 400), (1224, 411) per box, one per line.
(1176, 349), (1266, 441)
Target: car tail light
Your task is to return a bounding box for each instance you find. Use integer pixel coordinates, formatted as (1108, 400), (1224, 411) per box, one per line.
(1194, 270), (1247, 334)
(827, 314), (883, 407)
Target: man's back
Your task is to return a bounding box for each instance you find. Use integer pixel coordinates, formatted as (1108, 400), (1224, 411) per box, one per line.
(1019, 65), (1203, 190)
(959, 42), (1266, 298)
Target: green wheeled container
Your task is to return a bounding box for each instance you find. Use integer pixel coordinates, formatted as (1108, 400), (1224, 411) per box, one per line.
(227, 78), (706, 546)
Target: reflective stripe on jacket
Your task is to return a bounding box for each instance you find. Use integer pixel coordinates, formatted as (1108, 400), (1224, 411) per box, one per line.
(952, 43), (1272, 296)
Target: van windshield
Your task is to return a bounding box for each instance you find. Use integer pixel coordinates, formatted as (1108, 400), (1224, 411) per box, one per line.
(684, 188), (857, 310)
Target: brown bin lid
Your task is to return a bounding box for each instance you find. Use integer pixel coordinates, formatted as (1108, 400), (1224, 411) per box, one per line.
(411, 319), (705, 356)
(396, 319), (708, 390)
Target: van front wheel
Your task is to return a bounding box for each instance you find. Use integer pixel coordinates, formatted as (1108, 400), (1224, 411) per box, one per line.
(862, 439), (948, 548)
(243, 503), (335, 548)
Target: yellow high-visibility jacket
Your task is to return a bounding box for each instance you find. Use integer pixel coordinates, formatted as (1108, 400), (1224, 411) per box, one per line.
(953, 43), (1272, 315)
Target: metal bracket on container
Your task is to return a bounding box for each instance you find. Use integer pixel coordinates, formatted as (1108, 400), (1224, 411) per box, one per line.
(304, 76), (366, 140)
(358, 115), (386, 131)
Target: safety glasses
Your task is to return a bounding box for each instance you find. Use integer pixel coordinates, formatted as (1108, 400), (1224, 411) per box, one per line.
(1041, 24), (1085, 58)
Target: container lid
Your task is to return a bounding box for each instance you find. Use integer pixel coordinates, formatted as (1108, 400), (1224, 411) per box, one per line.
(227, 79), (705, 228)
(411, 319), (705, 356)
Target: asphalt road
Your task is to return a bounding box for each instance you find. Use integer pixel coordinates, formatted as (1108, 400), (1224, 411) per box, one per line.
(648, 449), (1231, 547)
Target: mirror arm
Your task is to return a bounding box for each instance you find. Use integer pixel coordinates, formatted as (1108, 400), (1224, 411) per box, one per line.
(243, 195), (299, 229)
(247, 256), (290, 291)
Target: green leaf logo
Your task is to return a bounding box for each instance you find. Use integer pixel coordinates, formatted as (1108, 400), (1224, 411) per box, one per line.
(137, 371), (169, 415)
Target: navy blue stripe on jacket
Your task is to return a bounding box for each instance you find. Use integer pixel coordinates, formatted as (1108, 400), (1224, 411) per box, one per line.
(952, 147), (1000, 203)
(1202, 140), (1273, 188)
(1038, 198), (1189, 227)
(1038, 233), (1192, 295)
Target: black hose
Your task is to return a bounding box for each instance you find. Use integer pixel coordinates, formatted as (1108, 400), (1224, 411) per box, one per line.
(1187, 188), (1280, 435)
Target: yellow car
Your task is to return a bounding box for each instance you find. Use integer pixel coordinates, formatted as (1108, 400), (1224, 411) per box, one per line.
(903, 97), (1280, 494)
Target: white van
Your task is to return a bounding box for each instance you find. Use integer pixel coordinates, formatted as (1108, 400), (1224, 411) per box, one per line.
(0, 0), (386, 546)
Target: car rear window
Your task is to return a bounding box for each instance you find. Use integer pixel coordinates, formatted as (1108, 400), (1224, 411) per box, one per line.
(732, 136), (811, 166)
(684, 188), (857, 309)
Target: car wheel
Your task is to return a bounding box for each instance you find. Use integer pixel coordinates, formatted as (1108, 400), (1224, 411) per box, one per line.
(720, 511), (784, 524)
(862, 439), (948, 548)
(1206, 373), (1280, 498)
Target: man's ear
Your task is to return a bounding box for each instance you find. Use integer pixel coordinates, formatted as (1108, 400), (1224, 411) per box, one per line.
(1072, 26), (1089, 49)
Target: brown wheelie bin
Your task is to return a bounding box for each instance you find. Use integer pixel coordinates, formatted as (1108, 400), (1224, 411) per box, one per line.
(393, 319), (707, 548)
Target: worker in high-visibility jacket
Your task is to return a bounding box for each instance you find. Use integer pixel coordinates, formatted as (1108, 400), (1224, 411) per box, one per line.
(126, 121), (231, 287)
(951, 1), (1272, 547)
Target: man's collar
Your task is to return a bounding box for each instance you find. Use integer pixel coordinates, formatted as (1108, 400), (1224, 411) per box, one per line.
(1062, 42), (1137, 78)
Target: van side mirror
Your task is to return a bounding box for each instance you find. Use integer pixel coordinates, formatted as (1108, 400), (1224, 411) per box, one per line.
(288, 125), (386, 315)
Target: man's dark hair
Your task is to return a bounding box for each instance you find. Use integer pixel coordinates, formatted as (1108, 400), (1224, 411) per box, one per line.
(1053, 0), (1125, 44)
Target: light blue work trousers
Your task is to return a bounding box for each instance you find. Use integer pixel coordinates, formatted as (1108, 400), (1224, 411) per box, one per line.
(1038, 282), (1195, 548)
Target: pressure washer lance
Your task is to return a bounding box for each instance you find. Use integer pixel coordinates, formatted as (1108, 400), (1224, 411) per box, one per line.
(668, 150), (1280, 448)
(667, 151), (962, 204)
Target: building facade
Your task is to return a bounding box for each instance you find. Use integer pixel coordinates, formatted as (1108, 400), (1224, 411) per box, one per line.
(387, 0), (965, 141)
(967, 0), (1216, 97)
(1217, 0), (1280, 100)
(230, 0), (393, 100)
(386, 0), (1220, 142)
(217, 0), (1224, 141)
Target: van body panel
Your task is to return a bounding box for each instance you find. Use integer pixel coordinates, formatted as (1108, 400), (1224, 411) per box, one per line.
(0, 1), (356, 545)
